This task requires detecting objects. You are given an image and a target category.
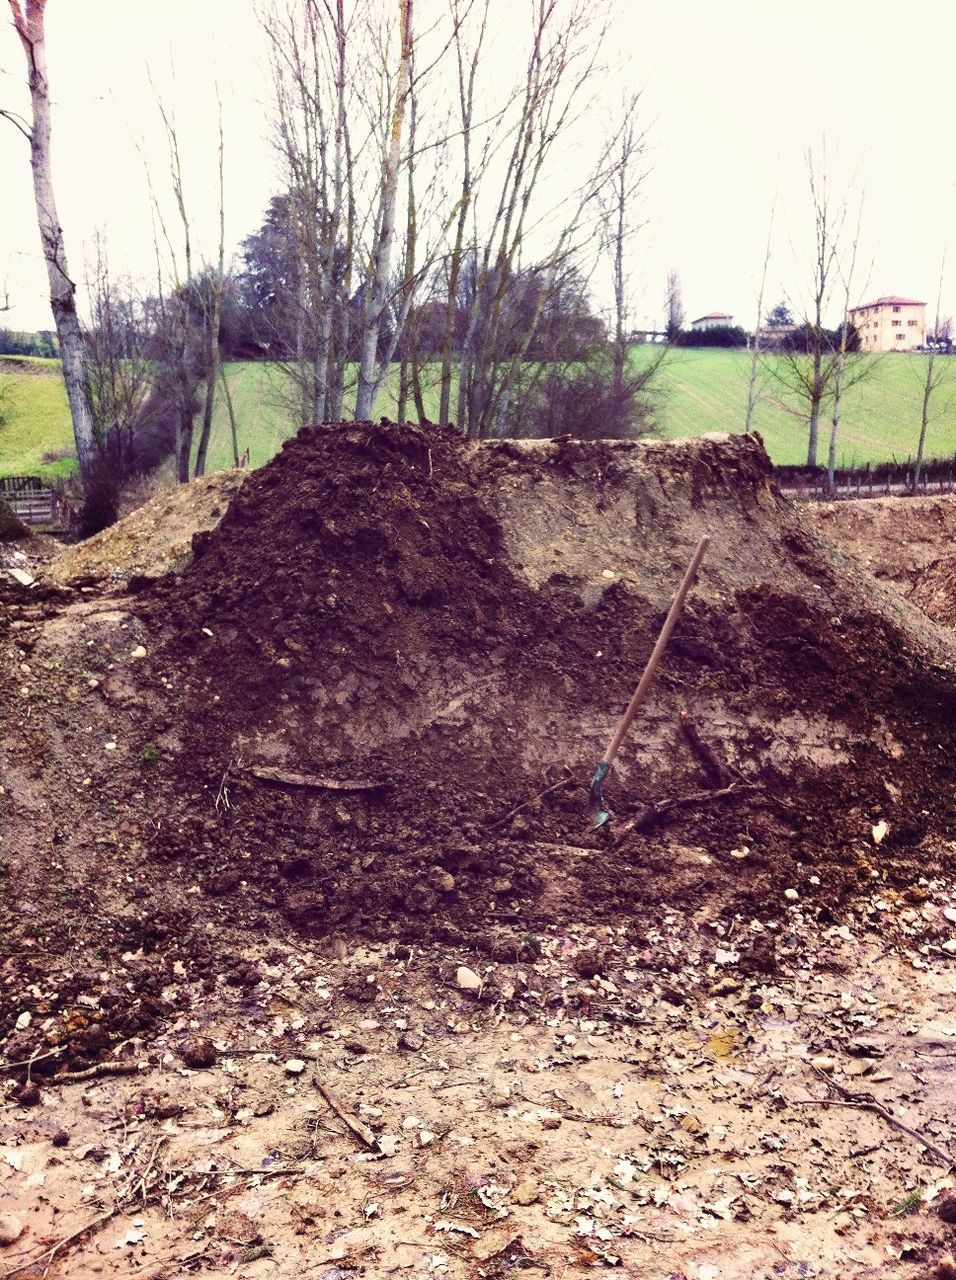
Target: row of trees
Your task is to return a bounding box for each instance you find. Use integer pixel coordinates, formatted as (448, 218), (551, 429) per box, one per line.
(2, 5), (951, 514)
(3, 0), (668, 520)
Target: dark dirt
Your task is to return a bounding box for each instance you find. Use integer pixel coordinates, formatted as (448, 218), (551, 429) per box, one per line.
(2, 422), (956, 1066)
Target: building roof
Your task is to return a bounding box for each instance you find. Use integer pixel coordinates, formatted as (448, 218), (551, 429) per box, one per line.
(691, 311), (734, 323)
(849, 295), (925, 312)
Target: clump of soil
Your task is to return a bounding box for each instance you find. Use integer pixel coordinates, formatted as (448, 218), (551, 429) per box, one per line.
(46, 469), (246, 586)
(0, 496), (30, 542)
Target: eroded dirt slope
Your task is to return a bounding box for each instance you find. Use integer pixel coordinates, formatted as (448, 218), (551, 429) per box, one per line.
(805, 493), (956, 629)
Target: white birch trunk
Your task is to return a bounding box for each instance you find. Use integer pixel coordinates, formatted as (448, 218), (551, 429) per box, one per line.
(7, 0), (97, 487)
(354, 0), (413, 421)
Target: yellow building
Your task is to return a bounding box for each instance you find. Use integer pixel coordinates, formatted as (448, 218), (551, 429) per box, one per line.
(849, 295), (926, 352)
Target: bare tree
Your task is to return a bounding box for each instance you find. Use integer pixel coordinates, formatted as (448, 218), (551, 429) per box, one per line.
(825, 194), (864, 491)
(83, 237), (153, 465)
(194, 96), (227, 477)
(745, 202), (774, 432)
(664, 269), (684, 341)
(915, 252), (950, 489)
(354, 0), (414, 419)
(455, 0), (610, 439)
(2, 0), (97, 487)
(765, 147), (870, 467)
(598, 92), (648, 397)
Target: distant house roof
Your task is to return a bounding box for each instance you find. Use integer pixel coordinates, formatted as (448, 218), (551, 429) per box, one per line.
(850, 295), (925, 311)
(691, 311), (733, 323)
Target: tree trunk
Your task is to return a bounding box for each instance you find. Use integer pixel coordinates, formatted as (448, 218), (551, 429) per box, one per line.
(355, 0), (413, 420)
(8, 0), (97, 488)
(915, 352), (934, 488)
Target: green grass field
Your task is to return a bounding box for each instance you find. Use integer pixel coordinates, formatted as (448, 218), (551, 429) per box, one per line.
(0, 356), (75, 482)
(3, 348), (956, 482)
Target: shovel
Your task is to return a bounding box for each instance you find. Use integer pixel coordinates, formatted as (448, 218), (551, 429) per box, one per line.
(589, 536), (710, 827)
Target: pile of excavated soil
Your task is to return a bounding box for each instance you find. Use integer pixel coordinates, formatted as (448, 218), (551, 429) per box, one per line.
(805, 493), (956, 628)
(46, 469), (246, 586)
(132, 423), (956, 941)
(3, 423), (956, 1070)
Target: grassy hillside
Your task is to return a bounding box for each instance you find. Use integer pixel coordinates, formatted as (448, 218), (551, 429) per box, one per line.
(4, 349), (956, 481)
(644, 347), (956, 466)
(0, 357), (74, 481)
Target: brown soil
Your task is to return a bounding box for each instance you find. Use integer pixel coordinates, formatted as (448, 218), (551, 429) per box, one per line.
(805, 493), (956, 628)
(0, 497), (30, 542)
(3, 425), (956, 1277)
(2, 426), (955, 1018)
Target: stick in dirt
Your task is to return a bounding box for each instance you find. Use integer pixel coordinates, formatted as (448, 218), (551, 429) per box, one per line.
(589, 536), (710, 828)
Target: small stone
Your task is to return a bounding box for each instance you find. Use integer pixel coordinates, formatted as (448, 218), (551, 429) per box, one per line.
(943, 940), (956, 956)
(14, 1012), (30, 1031)
(944, 907), (956, 924)
(784, 888), (799, 901)
(456, 966), (482, 992)
(417, 1130), (436, 1147)
(0, 1215), (23, 1247)
(284, 1059), (306, 1075)
(398, 1029), (425, 1052)
(511, 1179), (540, 1206)
(709, 977), (740, 997)
(810, 1056), (836, 1073)
(402, 1115), (422, 1130)
(130, 645), (147, 660)
(871, 819), (889, 845)
(87, 678), (100, 690)
(428, 868), (456, 893)
(181, 1037), (217, 1069)
(51, 1129), (70, 1148)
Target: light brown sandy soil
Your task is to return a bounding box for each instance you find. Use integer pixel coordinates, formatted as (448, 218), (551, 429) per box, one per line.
(804, 495), (956, 629)
(2, 901), (956, 1280)
(44, 471), (246, 588)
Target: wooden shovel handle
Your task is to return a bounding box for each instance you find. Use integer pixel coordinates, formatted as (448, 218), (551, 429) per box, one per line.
(599, 535), (710, 770)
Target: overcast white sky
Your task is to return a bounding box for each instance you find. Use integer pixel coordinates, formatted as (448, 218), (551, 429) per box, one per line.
(2, 0), (955, 333)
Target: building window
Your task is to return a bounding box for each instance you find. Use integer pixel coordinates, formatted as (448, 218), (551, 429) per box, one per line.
(908, 319), (918, 326)
(892, 319), (901, 326)
(896, 332), (905, 340)
(892, 305), (901, 313)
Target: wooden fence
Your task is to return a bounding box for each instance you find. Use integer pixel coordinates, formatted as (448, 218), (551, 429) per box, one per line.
(0, 476), (61, 526)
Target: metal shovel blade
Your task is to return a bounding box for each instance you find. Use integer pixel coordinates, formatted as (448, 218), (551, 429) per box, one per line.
(589, 761), (611, 828)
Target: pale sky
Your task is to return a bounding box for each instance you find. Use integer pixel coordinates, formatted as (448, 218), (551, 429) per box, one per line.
(2, 0), (955, 333)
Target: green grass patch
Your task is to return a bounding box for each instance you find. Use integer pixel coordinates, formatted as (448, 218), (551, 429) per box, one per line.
(0, 359), (75, 481)
(639, 346), (956, 466)
(4, 350), (956, 483)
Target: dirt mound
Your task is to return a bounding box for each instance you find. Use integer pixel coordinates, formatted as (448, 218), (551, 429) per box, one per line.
(46, 469), (246, 586)
(131, 422), (956, 941)
(3, 421), (956, 1070)
(0, 495), (30, 542)
(805, 493), (956, 628)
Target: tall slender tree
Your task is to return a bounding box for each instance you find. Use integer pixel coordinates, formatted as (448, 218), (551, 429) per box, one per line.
(2, 0), (97, 487)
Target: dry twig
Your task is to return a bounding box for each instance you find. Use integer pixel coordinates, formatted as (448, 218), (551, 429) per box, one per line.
(316, 1080), (379, 1150)
(798, 1067), (954, 1170)
(485, 770), (577, 831)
